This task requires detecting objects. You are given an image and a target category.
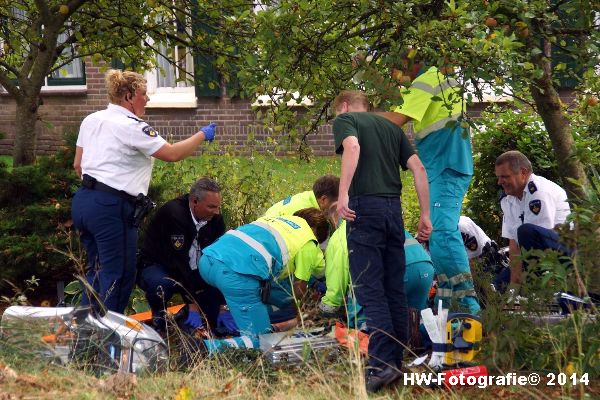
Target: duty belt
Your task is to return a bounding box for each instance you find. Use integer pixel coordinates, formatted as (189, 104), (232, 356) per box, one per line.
(81, 174), (136, 204)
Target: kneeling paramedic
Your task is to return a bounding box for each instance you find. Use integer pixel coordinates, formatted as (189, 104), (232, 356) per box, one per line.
(199, 208), (329, 335)
(320, 221), (434, 328)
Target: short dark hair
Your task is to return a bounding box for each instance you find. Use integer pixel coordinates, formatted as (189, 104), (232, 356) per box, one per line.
(190, 177), (221, 202)
(313, 175), (340, 200)
(495, 151), (533, 174)
(293, 207), (329, 243)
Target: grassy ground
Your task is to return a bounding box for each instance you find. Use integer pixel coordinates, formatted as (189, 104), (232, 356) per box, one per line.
(2, 154), (598, 398)
(1, 337), (597, 400)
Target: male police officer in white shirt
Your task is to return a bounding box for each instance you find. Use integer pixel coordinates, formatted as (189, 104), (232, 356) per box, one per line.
(459, 216), (493, 260)
(495, 150), (571, 286)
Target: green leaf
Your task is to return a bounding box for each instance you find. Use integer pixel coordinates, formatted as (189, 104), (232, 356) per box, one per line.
(523, 62), (534, 70)
(63, 280), (82, 295)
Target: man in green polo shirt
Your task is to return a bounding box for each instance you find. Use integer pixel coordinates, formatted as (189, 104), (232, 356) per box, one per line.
(379, 52), (480, 315)
(333, 89), (431, 393)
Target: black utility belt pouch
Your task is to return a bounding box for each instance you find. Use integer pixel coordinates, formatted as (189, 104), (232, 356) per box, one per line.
(132, 194), (156, 227)
(259, 279), (271, 303)
(81, 173), (97, 189)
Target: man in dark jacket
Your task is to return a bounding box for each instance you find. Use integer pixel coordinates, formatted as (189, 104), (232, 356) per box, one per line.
(138, 177), (226, 333)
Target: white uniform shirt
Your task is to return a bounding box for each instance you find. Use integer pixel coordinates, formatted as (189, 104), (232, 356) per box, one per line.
(458, 216), (492, 259)
(77, 103), (167, 196)
(500, 173), (570, 244)
(188, 208), (208, 272)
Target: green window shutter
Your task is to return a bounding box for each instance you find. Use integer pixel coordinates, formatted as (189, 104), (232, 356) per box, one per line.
(550, 0), (584, 89)
(189, 1), (241, 97)
(194, 52), (221, 97)
(190, 0), (221, 97)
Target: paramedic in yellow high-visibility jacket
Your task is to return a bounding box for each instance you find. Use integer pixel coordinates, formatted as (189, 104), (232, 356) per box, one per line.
(199, 208), (328, 335)
(379, 54), (480, 314)
(264, 175), (339, 217)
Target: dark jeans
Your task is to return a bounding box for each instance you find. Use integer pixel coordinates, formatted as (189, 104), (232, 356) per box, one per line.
(71, 187), (137, 314)
(347, 195), (407, 369)
(138, 263), (223, 330)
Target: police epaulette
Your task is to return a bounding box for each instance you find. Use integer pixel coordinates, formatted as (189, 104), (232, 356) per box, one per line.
(127, 116), (145, 123)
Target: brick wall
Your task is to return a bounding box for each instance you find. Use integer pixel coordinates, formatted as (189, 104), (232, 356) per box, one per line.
(0, 60), (577, 158)
(0, 61), (339, 158)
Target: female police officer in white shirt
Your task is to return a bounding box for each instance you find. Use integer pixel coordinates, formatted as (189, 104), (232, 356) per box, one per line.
(71, 69), (217, 314)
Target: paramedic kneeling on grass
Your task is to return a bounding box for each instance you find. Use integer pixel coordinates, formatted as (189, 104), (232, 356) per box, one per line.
(199, 208), (329, 335)
(320, 220), (434, 325)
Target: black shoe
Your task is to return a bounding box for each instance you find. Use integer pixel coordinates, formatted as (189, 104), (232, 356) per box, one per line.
(366, 366), (402, 393)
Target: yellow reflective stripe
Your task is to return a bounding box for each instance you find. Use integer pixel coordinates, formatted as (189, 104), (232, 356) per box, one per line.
(414, 112), (462, 140)
(436, 288), (453, 298)
(449, 272), (474, 286)
(434, 79), (460, 94)
(251, 221), (290, 266)
(453, 288), (478, 298)
(227, 230), (272, 274)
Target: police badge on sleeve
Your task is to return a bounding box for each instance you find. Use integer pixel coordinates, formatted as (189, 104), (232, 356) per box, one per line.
(171, 235), (185, 250)
(142, 125), (158, 137)
(529, 199), (542, 215)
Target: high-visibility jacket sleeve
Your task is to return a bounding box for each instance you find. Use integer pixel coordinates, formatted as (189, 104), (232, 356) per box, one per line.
(292, 241), (325, 282)
(322, 221), (350, 307)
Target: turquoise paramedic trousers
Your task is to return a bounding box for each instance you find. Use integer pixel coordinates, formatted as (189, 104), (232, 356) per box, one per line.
(429, 169), (480, 314)
(347, 260), (435, 329)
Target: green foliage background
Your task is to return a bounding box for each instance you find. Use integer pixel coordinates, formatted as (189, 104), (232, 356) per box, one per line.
(465, 106), (560, 242)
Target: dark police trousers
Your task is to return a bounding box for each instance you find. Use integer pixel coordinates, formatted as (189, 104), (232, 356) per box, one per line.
(71, 187), (137, 314)
(137, 262), (224, 330)
(347, 195), (407, 370)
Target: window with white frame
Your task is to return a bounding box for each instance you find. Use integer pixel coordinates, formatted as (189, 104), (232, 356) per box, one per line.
(145, 38), (197, 108)
(45, 31), (86, 89)
(1, 7), (86, 92)
(145, 5), (197, 108)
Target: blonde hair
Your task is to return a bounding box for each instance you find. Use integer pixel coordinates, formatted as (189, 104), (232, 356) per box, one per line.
(333, 90), (369, 111)
(105, 69), (146, 103)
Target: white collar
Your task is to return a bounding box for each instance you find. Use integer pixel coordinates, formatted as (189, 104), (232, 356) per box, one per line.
(108, 103), (140, 119)
(189, 207), (207, 230)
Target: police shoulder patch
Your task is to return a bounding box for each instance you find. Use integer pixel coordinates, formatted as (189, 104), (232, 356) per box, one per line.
(463, 233), (478, 252)
(142, 125), (158, 137)
(529, 199), (542, 215)
(528, 181), (537, 194)
(171, 234), (185, 250)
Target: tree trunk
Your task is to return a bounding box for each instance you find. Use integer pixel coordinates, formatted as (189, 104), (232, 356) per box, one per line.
(12, 94), (41, 167)
(531, 40), (588, 201)
(531, 85), (587, 200)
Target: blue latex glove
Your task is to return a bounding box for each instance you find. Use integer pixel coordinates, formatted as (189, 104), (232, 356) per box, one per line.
(217, 310), (239, 336)
(200, 122), (217, 142)
(313, 280), (327, 295)
(184, 310), (204, 329)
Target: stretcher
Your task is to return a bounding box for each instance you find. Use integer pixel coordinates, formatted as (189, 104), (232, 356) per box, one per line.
(0, 306), (167, 375)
